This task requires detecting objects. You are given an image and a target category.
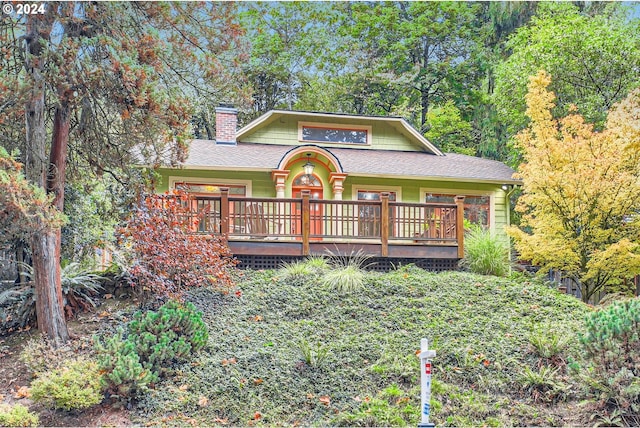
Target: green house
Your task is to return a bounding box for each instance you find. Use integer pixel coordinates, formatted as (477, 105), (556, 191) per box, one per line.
(156, 108), (520, 269)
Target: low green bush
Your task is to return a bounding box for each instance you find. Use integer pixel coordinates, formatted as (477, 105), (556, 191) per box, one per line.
(30, 357), (103, 411)
(578, 298), (640, 425)
(95, 300), (208, 401)
(0, 403), (39, 427)
(461, 226), (510, 277)
(94, 329), (157, 399)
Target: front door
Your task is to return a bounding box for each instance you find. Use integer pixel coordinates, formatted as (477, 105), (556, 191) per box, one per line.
(293, 174), (323, 239)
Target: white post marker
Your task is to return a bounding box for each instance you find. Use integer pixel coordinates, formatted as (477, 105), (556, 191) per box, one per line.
(418, 338), (436, 428)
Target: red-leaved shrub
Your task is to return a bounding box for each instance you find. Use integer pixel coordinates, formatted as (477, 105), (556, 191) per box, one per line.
(119, 190), (236, 299)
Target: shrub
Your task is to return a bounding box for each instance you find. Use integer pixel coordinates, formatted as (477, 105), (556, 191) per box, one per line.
(128, 300), (209, 374)
(461, 226), (510, 276)
(30, 357), (103, 411)
(578, 299), (640, 424)
(0, 403), (39, 427)
(94, 329), (157, 399)
(119, 190), (236, 300)
(19, 336), (77, 376)
(95, 300), (208, 401)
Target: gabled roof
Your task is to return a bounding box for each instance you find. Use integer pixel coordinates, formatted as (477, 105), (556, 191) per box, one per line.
(178, 141), (520, 185)
(236, 110), (444, 156)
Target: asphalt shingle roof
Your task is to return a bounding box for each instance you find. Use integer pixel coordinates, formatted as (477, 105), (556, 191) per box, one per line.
(180, 140), (519, 184)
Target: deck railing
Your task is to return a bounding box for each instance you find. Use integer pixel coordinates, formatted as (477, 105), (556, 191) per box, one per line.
(189, 189), (465, 258)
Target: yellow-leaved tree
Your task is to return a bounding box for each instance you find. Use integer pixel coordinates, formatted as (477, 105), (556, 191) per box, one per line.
(508, 71), (640, 303)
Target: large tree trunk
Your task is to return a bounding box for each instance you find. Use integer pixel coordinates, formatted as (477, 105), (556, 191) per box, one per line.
(24, 13), (70, 346)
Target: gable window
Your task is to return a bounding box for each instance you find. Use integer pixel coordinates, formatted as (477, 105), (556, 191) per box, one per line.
(299, 121), (371, 145)
(425, 193), (490, 228)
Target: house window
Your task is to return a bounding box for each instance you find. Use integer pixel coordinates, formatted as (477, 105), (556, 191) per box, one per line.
(299, 121), (371, 145)
(357, 190), (397, 237)
(425, 193), (490, 228)
(175, 182), (246, 196)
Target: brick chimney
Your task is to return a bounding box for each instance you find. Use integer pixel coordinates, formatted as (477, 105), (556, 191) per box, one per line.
(215, 105), (237, 145)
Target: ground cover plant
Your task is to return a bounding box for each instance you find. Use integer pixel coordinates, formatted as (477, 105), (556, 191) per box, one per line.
(130, 265), (591, 426)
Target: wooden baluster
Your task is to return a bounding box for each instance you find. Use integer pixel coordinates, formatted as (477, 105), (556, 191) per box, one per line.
(302, 190), (310, 256)
(381, 192), (389, 257)
(220, 187), (229, 239)
(455, 195), (465, 259)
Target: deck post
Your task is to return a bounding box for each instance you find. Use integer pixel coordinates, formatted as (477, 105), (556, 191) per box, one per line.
(301, 190), (310, 256)
(455, 195), (465, 259)
(220, 187), (230, 239)
(381, 192), (389, 257)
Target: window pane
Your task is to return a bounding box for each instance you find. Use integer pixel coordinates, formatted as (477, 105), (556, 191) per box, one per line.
(425, 193), (490, 227)
(176, 183), (246, 196)
(357, 191), (396, 201)
(302, 126), (367, 144)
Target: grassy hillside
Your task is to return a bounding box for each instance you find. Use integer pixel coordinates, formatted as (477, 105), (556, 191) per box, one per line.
(133, 266), (591, 426)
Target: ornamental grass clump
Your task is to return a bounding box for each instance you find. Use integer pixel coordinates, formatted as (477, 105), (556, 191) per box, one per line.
(578, 299), (640, 425)
(321, 249), (372, 293)
(461, 226), (510, 277)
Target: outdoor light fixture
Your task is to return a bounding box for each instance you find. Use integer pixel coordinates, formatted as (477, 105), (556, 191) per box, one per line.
(303, 153), (315, 177)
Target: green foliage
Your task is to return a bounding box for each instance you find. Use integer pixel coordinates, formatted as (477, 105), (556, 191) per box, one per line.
(495, 2), (640, 135)
(0, 403), (39, 427)
(30, 357), (103, 411)
(61, 181), (120, 263)
(579, 299), (640, 424)
(94, 328), (157, 399)
(461, 226), (510, 277)
(295, 338), (331, 368)
(128, 300), (208, 373)
(425, 101), (474, 155)
(518, 365), (566, 403)
(333, 387), (419, 427)
(95, 300), (208, 401)
(321, 249), (371, 292)
(134, 269), (590, 426)
(528, 327), (571, 367)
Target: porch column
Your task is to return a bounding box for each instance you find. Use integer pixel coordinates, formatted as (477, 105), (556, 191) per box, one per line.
(271, 170), (290, 198)
(329, 172), (348, 238)
(455, 195), (465, 259)
(329, 172), (348, 200)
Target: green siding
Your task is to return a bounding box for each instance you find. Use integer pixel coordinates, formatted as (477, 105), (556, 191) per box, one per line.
(156, 169), (275, 197)
(242, 114), (426, 152)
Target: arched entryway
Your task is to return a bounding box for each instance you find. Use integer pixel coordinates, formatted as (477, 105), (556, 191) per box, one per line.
(273, 145), (347, 200)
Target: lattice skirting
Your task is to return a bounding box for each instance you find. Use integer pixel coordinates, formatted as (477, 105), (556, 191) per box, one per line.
(234, 255), (459, 272)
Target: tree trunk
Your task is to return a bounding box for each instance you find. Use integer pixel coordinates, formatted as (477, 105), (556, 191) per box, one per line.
(24, 13), (69, 346)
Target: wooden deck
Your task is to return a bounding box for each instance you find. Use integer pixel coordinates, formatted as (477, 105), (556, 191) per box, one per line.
(188, 189), (465, 260)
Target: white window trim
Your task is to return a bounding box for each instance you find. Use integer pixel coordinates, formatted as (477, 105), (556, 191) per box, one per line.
(352, 185), (403, 202)
(420, 187), (495, 229)
(169, 176), (252, 196)
(298, 121), (372, 146)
